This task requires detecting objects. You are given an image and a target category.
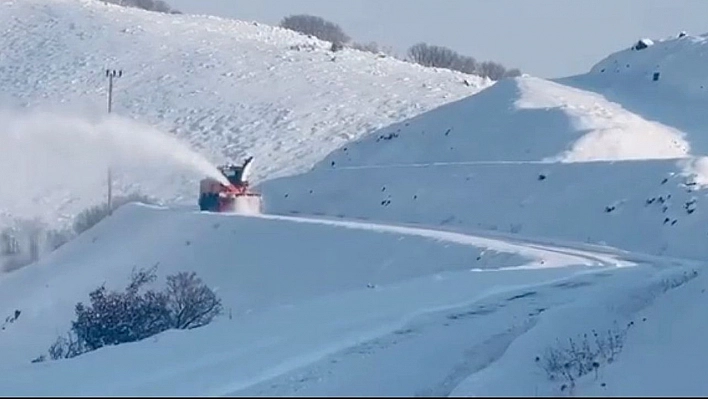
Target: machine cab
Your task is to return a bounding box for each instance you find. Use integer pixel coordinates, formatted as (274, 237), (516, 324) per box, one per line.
(217, 156), (254, 186)
(219, 165), (245, 185)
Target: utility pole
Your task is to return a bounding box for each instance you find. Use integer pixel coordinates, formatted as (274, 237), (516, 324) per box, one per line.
(106, 69), (122, 215)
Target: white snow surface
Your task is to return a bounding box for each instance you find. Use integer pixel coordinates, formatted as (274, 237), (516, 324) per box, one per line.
(3, 1), (708, 396)
(0, 0), (487, 226)
(252, 32), (708, 395)
(309, 76), (689, 167)
(0, 203), (630, 396)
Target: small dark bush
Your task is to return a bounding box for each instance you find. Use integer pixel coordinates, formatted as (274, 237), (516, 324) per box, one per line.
(1, 193), (155, 273)
(280, 14), (350, 44)
(166, 271), (223, 329)
(73, 192), (157, 235)
(38, 266), (222, 361)
(1, 218), (74, 272)
(350, 41), (380, 54)
(538, 322), (630, 392)
(102, 0), (179, 14)
(330, 41), (345, 52)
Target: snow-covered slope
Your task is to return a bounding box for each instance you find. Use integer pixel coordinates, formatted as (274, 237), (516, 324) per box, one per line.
(0, 0), (487, 225)
(262, 158), (708, 259)
(577, 32), (708, 101)
(259, 72), (708, 259)
(247, 32), (708, 395)
(561, 32), (708, 155)
(306, 76), (689, 168)
(0, 203), (632, 395)
(5, 1), (708, 395)
(0, 204), (699, 396)
(574, 268), (708, 396)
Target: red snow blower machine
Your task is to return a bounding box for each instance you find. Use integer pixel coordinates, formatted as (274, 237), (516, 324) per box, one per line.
(198, 156), (263, 214)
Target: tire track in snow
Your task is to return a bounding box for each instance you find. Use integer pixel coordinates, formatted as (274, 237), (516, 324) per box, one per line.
(413, 319), (539, 397)
(247, 212), (633, 270)
(230, 271), (609, 397)
(193, 210), (637, 396)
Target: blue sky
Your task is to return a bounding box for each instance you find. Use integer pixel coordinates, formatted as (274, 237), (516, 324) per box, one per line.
(168, 0), (708, 78)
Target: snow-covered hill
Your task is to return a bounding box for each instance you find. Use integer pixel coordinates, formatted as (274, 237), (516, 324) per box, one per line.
(0, 0), (487, 225)
(0, 204), (699, 396)
(248, 33), (708, 394)
(0, 203), (634, 396)
(263, 158), (707, 257)
(259, 73), (708, 259)
(4, 1), (708, 396)
(575, 32), (708, 101)
(247, 31), (708, 394)
(561, 32), (708, 155)
(304, 76), (689, 168)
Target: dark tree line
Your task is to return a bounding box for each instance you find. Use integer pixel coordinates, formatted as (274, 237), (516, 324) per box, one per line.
(279, 14), (521, 80)
(408, 43), (521, 80)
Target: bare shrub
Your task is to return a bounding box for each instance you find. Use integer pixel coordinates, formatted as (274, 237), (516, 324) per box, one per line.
(537, 321), (631, 392)
(477, 61), (507, 81)
(289, 43), (319, 52)
(504, 68), (523, 78)
(1, 193), (155, 273)
(1, 218), (73, 272)
(73, 192), (157, 235)
(48, 331), (89, 360)
(102, 0), (179, 14)
(330, 41), (345, 52)
(280, 14), (350, 44)
(408, 43), (467, 70)
(71, 266), (172, 351)
(350, 41), (380, 54)
(37, 266), (222, 362)
(166, 272), (223, 329)
(407, 42), (520, 80)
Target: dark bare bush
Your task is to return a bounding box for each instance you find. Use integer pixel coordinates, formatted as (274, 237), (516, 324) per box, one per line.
(477, 61), (507, 81)
(350, 41), (380, 54)
(48, 331), (89, 360)
(71, 266), (172, 351)
(504, 68), (523, 78)
(1, 193), (155, 273)
(280, 14), (350, 45)
(330, 41), (345, 52)
(102, 0), (180, 14)
(289, 43), (319, 52)
(408, 43), (467, 71)
(407, 42), (520, 80)
(1, 218), (73, 272)
(72, 205), (110, 236)
(73, 192), (157, 235)
(37, 266), (222, 362)
(0, 227), (20, 257)
(537, 322), (630, 392)
(166, 272), (223, 329)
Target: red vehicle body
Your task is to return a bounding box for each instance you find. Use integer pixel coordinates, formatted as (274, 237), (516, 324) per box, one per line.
(198, 157), (262, 213)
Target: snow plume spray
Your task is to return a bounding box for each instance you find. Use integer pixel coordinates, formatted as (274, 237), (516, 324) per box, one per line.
(0, 109), (227, 226)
